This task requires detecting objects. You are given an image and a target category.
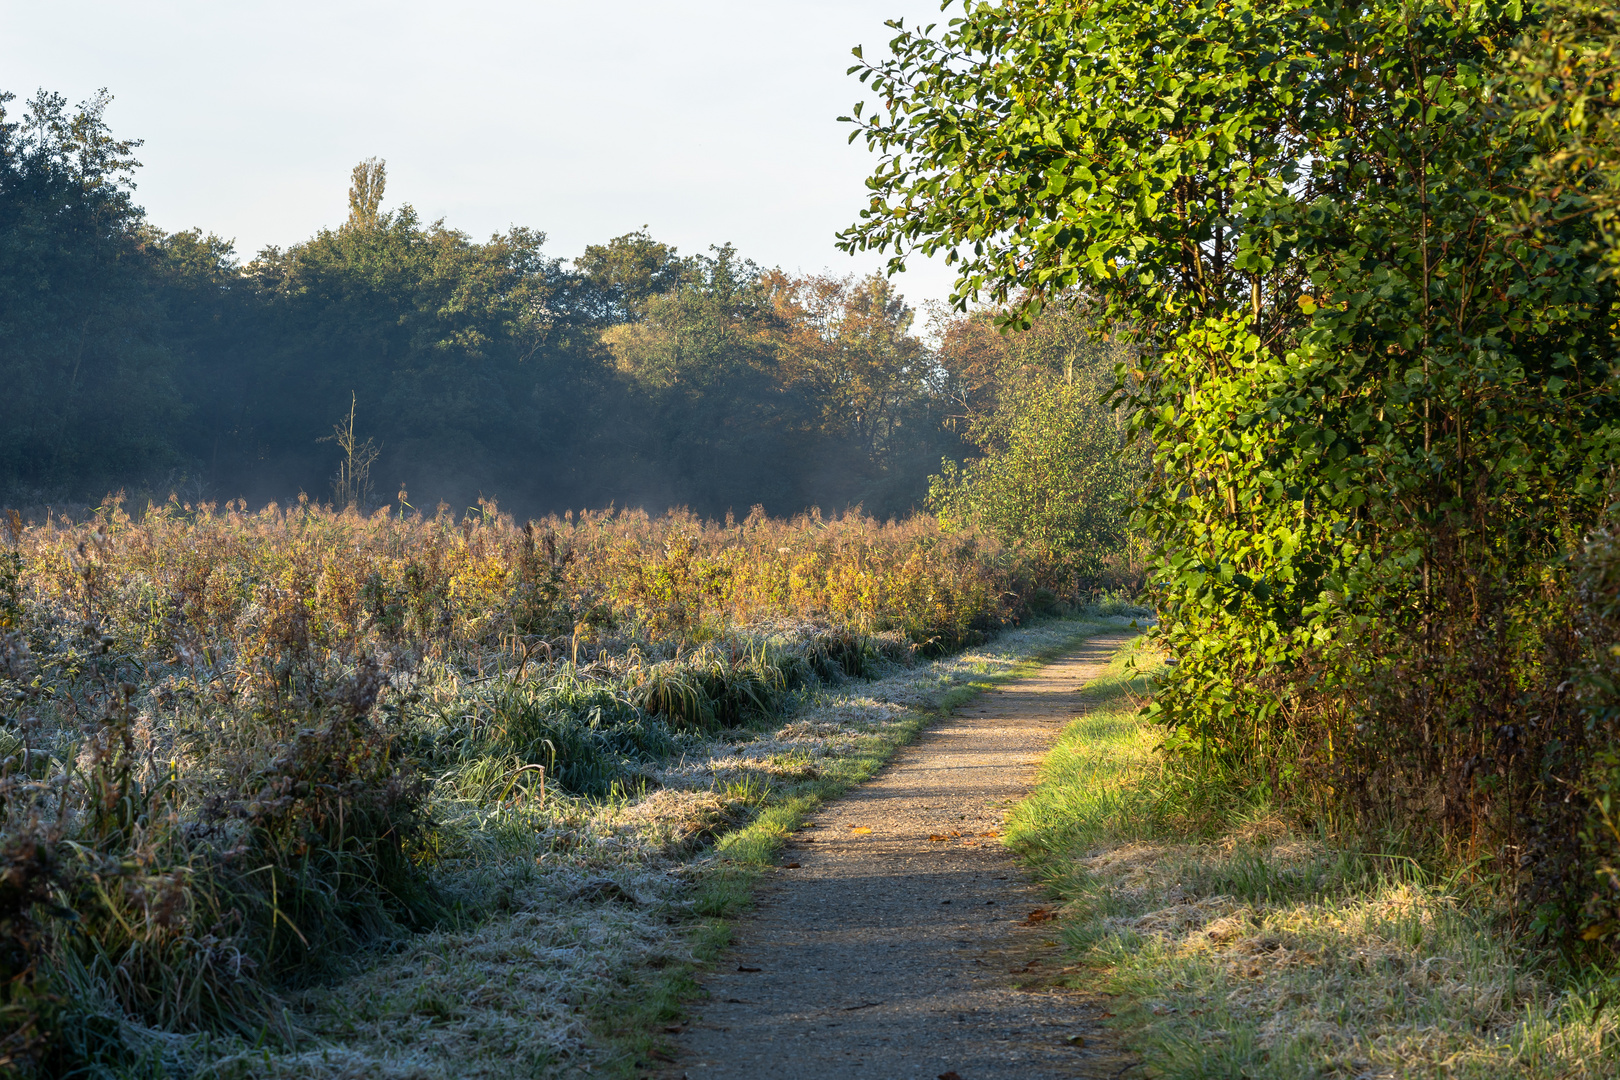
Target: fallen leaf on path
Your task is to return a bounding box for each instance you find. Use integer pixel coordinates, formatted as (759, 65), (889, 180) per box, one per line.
(781, 862), (801, 868)
(1067, 1034), (1087, 1047)
(737, 965), (762, 972)
(849, 826), (872, 834)
(1023, 908), (1056, 924)
(979, 829), (1000, 837)
(927, 835), (950, 842)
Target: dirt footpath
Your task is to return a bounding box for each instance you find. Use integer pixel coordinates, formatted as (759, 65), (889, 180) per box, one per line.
(665, 633), (1136, 1080)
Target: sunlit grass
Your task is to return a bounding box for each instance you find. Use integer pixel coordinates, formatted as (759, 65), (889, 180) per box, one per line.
(1004, 641), (1161, 857)
(1007, 640), (1620, 1080)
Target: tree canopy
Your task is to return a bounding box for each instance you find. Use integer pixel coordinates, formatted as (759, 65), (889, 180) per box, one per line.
(844, 0), (1620, 948)
(0, 92), (991, 521)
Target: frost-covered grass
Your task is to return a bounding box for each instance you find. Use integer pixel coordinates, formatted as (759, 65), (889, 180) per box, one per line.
(247, 615), (1135, 1079)
(1, 494), (1143, 1078)
(1007, 640), (1620, 1080)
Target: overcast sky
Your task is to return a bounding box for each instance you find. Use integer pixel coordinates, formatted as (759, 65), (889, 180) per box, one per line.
(1, 0), (960, 313)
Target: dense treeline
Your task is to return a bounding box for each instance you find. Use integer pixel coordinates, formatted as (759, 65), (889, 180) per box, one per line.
(0, 89), (988, 521)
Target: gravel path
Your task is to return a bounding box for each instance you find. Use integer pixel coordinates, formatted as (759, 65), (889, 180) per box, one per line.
(664, 633), (1136, 1080)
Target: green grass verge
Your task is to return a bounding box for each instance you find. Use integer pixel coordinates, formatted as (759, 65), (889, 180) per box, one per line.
(1005, 639), (1620, 1080)
(591, 615), (1130, 1077)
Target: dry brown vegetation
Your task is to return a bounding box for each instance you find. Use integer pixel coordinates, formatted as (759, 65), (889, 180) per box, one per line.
(0, 494), (1080, 1077)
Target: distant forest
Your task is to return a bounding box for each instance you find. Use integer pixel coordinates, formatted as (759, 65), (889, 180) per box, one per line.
(0, 88), (1055, 520)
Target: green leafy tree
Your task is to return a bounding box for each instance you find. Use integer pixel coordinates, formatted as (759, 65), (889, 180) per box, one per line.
(574, 228), (689, 322)
(769, 272), (927, 462)
(598, 246), (826, 512)
(1513, 3), (1620, 255)
(843, 0), (1620, 942)
(928, 299), (1139, 591)
(1506, 2), (1620, 951)
(764, 270), (956, 509)
(0, 90), (183, 492)
(595, 253), (962, 517)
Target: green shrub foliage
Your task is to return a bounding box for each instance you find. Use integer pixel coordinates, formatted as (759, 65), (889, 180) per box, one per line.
(843, 0), (1620, 948)
(928, 298), (1143, 593)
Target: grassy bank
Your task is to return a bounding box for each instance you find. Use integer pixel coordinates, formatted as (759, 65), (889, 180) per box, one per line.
(1006, 640), (1620, 1079)
(239, 614), (1139, 1078)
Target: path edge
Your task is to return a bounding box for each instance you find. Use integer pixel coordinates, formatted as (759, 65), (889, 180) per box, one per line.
(587, 617), (1139, 1078)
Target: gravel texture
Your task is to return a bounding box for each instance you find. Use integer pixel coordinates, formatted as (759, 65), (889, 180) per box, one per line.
(664, 633), (1137, 1079)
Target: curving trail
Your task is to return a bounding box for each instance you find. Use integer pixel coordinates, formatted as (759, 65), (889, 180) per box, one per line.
(663, 633), (1137, 1079)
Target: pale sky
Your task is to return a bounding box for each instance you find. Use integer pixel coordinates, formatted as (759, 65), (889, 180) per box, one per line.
(1, 0), (961, 313)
